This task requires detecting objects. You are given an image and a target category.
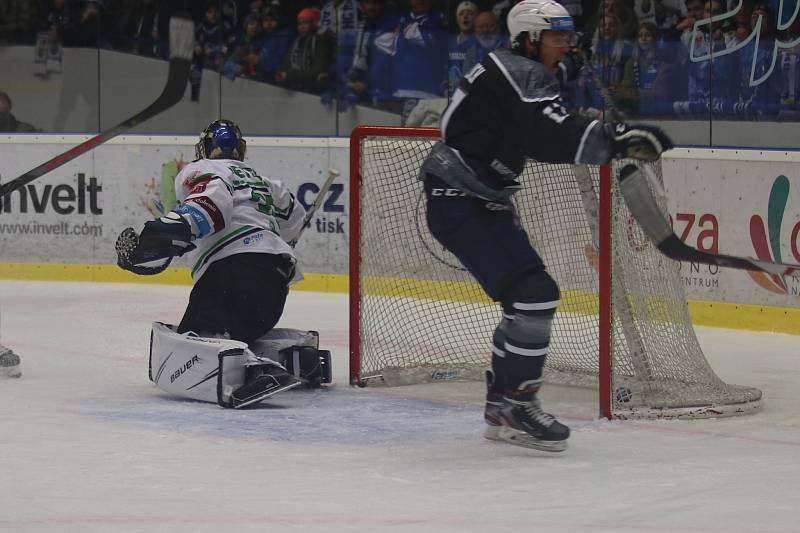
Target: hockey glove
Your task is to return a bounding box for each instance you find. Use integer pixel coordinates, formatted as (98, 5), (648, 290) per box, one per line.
(116, 212), (195, 275)
(609, 123), (674, 161)
(139, 212), (195, 258)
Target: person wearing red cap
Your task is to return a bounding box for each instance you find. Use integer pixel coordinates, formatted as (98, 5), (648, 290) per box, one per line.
(274, 7), (333, 93)
(297, 7), (321, 26)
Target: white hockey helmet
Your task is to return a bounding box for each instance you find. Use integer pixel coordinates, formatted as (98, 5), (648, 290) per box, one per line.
(507, 0), (575, 44)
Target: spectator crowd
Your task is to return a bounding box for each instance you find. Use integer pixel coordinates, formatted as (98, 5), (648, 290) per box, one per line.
(2, 0), (800, 124)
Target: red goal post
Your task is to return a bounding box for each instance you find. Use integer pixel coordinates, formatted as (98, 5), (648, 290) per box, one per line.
(349, 125), (761, 420)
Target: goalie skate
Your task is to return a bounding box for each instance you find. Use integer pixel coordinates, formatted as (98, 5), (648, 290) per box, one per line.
(497, 382), (570, 452)
(230, 362), (302, 408)
(0, 346), (21, 378)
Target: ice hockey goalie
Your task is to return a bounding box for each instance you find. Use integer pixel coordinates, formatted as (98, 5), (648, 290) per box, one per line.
(149, 322), (331, 408)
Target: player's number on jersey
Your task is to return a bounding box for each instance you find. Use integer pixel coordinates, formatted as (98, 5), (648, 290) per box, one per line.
(250, 190), (275, 216)
(250, 189), (292, 221)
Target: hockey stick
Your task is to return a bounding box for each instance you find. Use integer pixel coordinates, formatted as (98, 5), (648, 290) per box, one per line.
(0, 15), (195, 200)
(619, 164), (800, 276)
(293, 168), (341, 244)
(575, 47), (799, 276)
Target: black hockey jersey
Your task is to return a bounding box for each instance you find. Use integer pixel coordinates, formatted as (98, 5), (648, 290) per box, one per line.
(423, 47), (613, 199)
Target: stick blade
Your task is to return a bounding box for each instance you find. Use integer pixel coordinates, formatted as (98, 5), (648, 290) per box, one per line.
(619, 163), (800, 276)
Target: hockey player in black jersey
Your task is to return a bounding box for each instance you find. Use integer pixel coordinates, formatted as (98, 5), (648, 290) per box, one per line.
(421, 0), (673, 451)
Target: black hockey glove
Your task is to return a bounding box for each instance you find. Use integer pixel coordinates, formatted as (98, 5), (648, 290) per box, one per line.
(140, 212), (195, 255)
(609, 123), (674, 161)
(116, 212), (195, 275)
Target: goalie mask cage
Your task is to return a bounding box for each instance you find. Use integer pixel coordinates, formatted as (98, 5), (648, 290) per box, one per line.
(349, 126), (762, 419)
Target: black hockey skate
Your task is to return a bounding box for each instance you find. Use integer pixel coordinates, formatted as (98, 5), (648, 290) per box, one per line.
(498, 381), (569, 452)
(0, 346), (21, 378)
(230, 362), (302, 408)
(483, 370), (504, 441)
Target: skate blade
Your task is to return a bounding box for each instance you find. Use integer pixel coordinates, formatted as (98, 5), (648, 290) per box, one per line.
(484, 424), (502, 441)
(232, 377), (302, 408)
(497, 426), (568, 452)
(1, 365), (21, 378)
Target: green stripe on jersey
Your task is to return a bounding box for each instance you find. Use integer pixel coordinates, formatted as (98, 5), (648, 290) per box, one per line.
(191, 225), (261, 276)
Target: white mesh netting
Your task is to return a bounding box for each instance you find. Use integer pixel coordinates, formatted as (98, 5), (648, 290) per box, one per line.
(353, 132), (761, 418)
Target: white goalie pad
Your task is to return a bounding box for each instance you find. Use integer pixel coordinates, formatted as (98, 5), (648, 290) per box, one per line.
(249, 328), (319, 360)
(149, 322), (252, 407)
(250, 328), (331, 387)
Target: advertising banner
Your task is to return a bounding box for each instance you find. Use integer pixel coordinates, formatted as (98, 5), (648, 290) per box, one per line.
(0, 136), (349, 275)
(1, 138), (799, 312)
(663, 150), (800, 308)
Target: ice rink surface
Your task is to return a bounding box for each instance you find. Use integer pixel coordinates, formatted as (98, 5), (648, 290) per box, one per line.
(0, 280), (798, 532)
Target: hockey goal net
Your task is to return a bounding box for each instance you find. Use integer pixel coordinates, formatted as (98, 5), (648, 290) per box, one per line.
(349, 126), (762, 419)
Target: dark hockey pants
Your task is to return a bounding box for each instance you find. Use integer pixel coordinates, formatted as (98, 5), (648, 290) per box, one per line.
(424, 174), (555, 390)
(178, 253), (292, 346)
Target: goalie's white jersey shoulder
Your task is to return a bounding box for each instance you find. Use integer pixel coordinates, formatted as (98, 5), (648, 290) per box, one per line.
(174, 159), (306, 281)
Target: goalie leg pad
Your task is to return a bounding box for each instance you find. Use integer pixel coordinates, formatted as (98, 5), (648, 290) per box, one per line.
(249, 328), (319, 356)
(150, 322), (250, 407)
(150, 323), (303, 407)
(250, 328), (331, 388)
(281, 346), (332, 388)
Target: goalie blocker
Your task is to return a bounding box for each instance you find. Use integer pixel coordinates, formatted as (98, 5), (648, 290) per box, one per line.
(149, 322), (331, 408)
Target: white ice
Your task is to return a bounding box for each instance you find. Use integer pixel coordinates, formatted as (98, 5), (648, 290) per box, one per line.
(0, 280), (798, 533)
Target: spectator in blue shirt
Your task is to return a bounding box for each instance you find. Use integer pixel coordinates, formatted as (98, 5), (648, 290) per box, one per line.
(447, 1), (477, 97)
(345, 0), (401, 110)
(390, 0), (447, 106)
(256, 7), (295, 83)
(223, 14), (264, 80)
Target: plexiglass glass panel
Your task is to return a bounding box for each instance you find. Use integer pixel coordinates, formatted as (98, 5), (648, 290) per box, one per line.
(3, 1), (800, 145)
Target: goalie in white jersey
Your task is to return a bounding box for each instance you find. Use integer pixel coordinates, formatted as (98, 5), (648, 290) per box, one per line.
(116, 119), (331, 408)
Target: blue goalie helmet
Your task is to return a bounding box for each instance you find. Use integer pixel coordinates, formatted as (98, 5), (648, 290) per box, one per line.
(195, 119), (247, 161)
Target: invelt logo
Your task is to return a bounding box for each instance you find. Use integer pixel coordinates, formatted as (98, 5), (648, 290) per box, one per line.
(748, 175), (799, 293)
(0, 173), (102, 214)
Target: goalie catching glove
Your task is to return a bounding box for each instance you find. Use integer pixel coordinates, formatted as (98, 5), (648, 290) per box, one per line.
(608, 123), (673, 161)
(116, 212), (195, 275)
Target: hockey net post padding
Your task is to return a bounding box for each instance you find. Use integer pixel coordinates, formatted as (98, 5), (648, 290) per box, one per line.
(349, 125), (762, 420)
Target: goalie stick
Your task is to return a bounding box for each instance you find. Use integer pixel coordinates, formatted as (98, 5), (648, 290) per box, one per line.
(619, 164), (800, 277)
(0, 14), (194, 200)
(294, 168), (341, 243)
(117, 168), (342, 275)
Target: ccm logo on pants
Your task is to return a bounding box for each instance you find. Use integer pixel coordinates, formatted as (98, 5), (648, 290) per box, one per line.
(431, 188), (467, 197)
